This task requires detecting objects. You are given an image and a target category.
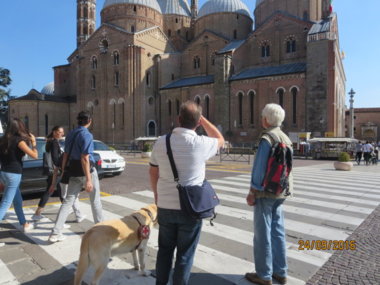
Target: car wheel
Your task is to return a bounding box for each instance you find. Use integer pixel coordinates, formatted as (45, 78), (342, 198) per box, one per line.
(113, 171), (122, 176)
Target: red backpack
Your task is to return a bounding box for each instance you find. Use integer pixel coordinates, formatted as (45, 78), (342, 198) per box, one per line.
(262, 132), (292, 196)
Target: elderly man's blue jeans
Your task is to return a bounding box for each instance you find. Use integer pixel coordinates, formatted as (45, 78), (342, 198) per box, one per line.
(253, 198), (287, 281)
(156, 208), (202, 285)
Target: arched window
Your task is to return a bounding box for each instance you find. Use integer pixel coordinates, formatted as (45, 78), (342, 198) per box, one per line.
(120, 102), (125, 128)
(168, 100), (172, 116)
(176, 99), (180, 115)
(249, 91), (255, 125)
(113, 51), (119, 65)
(286, 37), (296, 53)
(91, 56), (97, 69)
(195, 96), (200, 106)
(148, 121), (156, 137)
(24, 116), (29, 130)
(205, 96), (210, 119)
(114, 71), (119, 86)
(146, 72), (151, 86)
(168, 29), (172, 37)
(45, 114), (49, 136)
(131, 25), (135, 33)
(238, 93), (243, 126)
(193, 56), (200, 69)
(233, 29), (237, 39)
(133, 5), (136, 12)
(175, 18), (178, 23)
(261, 42), (270, 57)
(84, 6), (88, 18)
(291, 87), (297, 124)
(277, 89), (284, 107)
(91, 75), (96, 89)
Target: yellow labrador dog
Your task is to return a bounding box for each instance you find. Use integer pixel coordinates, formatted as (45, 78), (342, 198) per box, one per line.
(74, 204), (158, 285)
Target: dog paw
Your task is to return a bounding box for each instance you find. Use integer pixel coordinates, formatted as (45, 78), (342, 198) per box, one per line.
(138, 270), (151, 276)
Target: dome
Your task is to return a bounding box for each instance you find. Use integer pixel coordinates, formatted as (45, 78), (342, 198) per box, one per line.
(103, 0), (162, 13)
(198, 0), (251, 18)
(41, 82), (54, 95)
(158, 0), (190, 16)
(256, 0), (265, 7)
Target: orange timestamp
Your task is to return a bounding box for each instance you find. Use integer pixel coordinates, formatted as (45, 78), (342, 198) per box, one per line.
(298, 240), (356, 251)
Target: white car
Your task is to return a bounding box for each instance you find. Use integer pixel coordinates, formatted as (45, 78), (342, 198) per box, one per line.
(93, 140), (126, 176)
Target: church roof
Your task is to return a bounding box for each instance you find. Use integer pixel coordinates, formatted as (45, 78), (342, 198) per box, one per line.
(103, 0), (162, 13)
(198, 0), (251, 18)
(255, 0), (265, 7)
(158, 0), (190, 16)
(160, 75), (214, 90)
(218, 40), (245, 54)
(40, 82), (54, 95)
(230, 62), (306, 81)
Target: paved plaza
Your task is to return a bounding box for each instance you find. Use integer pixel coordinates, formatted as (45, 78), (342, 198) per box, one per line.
(0, 160), (379, 284)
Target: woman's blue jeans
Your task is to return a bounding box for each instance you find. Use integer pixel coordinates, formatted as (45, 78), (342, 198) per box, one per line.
(156, 208), (202, 285)
(0, 171), (26, 225)
(254, 198), (287, 280)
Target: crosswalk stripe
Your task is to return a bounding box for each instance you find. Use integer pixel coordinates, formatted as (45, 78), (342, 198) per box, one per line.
(134, 191), (349, 242)
(222, 175), (380, 195)
(101, 195), (305, 284)
(209, 182), (376, 215)
(222, 176), (380, 199)
(0, 258), (18, 285)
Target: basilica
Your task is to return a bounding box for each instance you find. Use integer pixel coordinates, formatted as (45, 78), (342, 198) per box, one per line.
(10, 0), (346, 144)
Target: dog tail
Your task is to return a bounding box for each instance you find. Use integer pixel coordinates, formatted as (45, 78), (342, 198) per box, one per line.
(74, 231), (91, 285)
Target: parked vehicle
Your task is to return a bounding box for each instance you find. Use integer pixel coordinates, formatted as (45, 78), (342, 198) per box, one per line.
(93, 140), (126, 176)
(1, 138), (104, 197)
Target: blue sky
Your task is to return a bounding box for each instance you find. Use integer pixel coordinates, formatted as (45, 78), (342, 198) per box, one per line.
(1, 0), (379, 107)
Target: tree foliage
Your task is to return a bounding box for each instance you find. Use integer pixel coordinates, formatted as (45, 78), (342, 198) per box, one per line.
(0, 67), (12, 101)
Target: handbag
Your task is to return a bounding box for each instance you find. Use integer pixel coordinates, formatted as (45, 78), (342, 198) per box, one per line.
(166, 133), (219, 225)
(60, 130), (82, 185)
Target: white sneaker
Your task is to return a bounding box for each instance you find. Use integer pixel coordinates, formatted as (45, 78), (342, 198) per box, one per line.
(23, 223), (34, 233)
(76, 215), (87, 223)
(63, 224), (71, 229)
(31, 214), (45, 221)
(48, 234), (66, 243)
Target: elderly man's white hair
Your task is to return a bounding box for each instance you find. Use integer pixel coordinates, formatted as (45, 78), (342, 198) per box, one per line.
(262, 103), (285, 127)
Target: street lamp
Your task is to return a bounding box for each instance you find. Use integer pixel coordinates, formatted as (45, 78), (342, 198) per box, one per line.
(112, 122), (115, 146)
(348, 88), (355, 138)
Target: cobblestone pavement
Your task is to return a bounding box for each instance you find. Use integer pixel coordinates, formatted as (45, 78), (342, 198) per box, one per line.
(306, 202), (380, 285)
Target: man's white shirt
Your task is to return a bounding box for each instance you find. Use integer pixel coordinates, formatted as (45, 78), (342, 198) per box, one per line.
(150, 127), (218, 210)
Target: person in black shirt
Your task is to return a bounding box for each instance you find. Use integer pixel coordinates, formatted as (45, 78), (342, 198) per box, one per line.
(0, 118), (38, 233)
(31, 126), (85, 225)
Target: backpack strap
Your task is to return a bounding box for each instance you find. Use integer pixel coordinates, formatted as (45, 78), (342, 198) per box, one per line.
(262, 131), (280, 147)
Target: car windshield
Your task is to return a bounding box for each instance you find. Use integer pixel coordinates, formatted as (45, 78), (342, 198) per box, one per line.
(94, 141), (111, 151)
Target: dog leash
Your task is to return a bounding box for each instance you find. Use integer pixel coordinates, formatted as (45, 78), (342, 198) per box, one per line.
(131, 210), (154, 250)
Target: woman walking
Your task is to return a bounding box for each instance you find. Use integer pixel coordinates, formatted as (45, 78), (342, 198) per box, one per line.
(31, 126), (85, 224)
(0, 118), (38, 233)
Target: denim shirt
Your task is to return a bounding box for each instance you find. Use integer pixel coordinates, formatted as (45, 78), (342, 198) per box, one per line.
(64, 126), (95, 163)
(250, 139), (271, 191)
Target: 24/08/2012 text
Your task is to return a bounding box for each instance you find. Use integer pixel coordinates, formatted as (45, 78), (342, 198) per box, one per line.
(298, 240), (356, 250)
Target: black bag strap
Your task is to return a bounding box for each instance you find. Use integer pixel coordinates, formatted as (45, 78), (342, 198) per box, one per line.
(166, 133), (179, 183)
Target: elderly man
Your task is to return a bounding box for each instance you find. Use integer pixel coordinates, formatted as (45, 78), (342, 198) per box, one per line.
(245, 103), (293, 285)
(149, 101), (224, 285)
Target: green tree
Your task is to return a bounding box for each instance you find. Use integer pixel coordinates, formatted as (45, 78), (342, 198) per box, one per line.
(0, 67), (12, 101)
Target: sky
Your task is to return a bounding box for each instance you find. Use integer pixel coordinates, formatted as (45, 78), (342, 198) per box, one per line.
(0, 0), (379, 108)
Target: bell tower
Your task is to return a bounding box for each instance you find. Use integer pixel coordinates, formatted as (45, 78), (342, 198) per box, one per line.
(77, 0), (96, 47)
(191, 0), (198, 18)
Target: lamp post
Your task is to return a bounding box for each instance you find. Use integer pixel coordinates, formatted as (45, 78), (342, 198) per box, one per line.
(348, 88), (355, 138)
(112, 122), (115, 146)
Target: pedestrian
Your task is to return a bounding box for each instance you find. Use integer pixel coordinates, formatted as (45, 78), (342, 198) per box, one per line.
(362, 141), (374, 165)
(355, 141), (363, 165)
(0, 118), (38, 233)
(245, 103), (293, 285)
(49, 111), (103, 242)
(149, 101), (224, 285)
(31, 126), (85, 225)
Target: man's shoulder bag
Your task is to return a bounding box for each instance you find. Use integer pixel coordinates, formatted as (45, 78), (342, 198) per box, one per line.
(61, 130), (82, 184)
(166, 133), (219, 225)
